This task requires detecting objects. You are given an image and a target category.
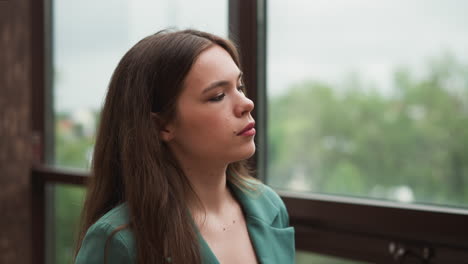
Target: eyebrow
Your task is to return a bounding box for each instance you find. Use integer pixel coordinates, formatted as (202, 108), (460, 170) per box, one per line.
(202, 72), (243, 94)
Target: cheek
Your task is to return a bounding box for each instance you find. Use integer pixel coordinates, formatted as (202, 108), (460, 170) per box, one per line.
(178, 108), (232, 141)
(174, 106), (254, 161)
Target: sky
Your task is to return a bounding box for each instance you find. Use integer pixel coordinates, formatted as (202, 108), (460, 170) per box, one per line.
(267, 0), (468, 96)
(53, 0), (228, 112)
(53, 0), (468, 112)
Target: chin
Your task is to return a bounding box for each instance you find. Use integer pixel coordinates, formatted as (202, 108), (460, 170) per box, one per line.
(234, 143), (256, 161)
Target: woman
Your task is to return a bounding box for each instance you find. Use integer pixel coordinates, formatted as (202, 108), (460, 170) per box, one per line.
(74, 29), (295, 264)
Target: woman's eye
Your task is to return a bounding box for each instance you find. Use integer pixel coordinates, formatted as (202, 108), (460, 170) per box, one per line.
(237, 85), (245, 93)
(209, 93), (225, 102)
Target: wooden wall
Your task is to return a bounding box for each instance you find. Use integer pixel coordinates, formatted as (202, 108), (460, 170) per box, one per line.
(0, 0), (33, 263)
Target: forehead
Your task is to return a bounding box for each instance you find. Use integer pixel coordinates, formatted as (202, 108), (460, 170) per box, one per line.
(183, 45), (240, 92)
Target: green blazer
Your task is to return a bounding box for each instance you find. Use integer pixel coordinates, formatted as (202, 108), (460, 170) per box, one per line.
(75, 183), (295, 264)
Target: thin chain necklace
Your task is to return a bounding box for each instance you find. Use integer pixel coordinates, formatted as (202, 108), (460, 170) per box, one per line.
(217, 203), (239, 232)
(221, 219), (237, 231)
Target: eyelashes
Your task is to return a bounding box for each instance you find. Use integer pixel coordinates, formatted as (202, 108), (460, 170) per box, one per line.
(209, 93), (226, 102)
(209, 85), (245, 102)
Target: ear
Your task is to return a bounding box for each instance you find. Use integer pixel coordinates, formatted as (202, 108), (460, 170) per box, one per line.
(151, 112), (175, 142)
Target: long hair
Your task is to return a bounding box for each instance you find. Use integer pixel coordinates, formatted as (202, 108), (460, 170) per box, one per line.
(74, 29), (257, 264)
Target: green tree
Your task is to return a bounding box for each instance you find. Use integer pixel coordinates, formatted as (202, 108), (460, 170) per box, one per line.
(268, 54), (468, 206)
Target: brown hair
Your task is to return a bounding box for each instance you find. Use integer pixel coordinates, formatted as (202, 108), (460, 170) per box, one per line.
(74, 29), (257, 264)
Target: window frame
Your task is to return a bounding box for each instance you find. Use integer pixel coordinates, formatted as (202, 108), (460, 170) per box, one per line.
(31, 0), (468, 263)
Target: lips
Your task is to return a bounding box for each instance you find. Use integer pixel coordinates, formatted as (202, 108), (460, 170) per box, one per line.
(237, 122), (256, 136)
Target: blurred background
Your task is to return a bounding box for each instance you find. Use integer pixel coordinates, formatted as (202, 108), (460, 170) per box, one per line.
(2, 0), (468, 263)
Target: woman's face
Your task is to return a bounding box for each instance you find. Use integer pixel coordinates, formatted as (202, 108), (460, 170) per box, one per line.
(162, 45), (255, 164)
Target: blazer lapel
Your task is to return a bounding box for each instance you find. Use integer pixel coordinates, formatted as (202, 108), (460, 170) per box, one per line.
(199, 236), (220, 264)
(246, 219), (295, 263)
(229, 182), (295, 264)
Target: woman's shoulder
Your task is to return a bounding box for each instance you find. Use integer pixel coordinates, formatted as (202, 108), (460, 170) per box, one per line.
(246, 181), (287, 211)
(257, 183), (290, 223)
(75, 203), (135, 264)
(95, 203), (131, 228)
(233, 181), (290, 227)
(88, 203), (133, 241)
(257, 183), (284, 206)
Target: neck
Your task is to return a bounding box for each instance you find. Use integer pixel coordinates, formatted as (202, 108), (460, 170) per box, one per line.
(178, 158), (234, 216)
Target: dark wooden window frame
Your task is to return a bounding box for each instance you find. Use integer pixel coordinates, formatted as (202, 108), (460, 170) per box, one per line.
(31, 0), (468, 264)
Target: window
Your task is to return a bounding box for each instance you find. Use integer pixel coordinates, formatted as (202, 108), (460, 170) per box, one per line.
(263, 0), (468, 262)
(267, 0), (468, 208)
(31, 1), (468, 264)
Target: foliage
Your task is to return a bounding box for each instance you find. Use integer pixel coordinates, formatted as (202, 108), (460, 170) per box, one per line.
(268, 54), (468, 206)
(55, 185), (86, 264)
(297, 251), (367, 264)
(54, 111), (94, 263)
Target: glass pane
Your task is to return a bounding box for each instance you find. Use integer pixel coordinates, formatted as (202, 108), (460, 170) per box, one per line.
(53, 0), (228, 170)
(53, 184), (86, 264)
(297, 251), (368, 264)
(267, 1), (468, 208)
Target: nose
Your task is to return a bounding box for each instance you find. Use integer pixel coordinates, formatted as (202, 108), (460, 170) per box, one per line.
(234, 95), (254, 118)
